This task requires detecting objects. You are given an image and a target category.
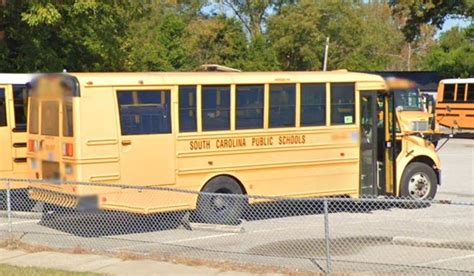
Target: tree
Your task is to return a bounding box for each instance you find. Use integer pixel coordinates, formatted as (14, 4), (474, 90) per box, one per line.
(183, 15), (248, 70)
(390, 0), (474, 41)
(422, 25), (474, 77)
(124, 6), (189, 71)
(216, 0), (295, 39)
(267, 0), (324, 70)
(267, 1), (406, 71)
(0, 1), (139, 72)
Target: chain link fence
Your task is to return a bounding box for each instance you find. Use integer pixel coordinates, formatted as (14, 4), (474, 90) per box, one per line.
(1, 178), (473, 274)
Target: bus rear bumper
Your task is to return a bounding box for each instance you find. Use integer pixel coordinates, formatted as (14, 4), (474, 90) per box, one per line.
(29, 188), (98, 211)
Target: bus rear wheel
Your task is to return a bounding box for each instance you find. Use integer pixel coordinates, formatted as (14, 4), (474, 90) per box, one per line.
(195, 176), (246, 225)
(400, 162), (437, 200)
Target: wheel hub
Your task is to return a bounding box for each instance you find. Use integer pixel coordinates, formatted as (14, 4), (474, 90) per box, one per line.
(408, 173), (431, 199)
(212, 195), (227, 210)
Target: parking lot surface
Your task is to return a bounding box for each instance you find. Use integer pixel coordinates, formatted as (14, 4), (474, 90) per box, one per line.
(1, 139), (473, 274)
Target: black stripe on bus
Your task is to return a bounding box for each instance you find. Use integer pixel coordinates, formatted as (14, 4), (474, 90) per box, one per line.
(13, 143), (27, 148)
(13, 158), (27, 163)
(436, 108), (474, 112)
(436, 114), (460, 117)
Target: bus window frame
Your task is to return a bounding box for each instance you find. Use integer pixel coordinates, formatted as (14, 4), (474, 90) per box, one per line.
(116, 89), (172, 136)
(11, 84), (28, 132)
(0, 87), (7, 128)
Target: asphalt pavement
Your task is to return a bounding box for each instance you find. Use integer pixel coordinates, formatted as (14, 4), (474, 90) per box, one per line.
(0, 138), (473, 274)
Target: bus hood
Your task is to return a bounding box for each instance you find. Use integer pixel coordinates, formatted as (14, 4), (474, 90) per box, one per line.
(398, 111), (432, 133)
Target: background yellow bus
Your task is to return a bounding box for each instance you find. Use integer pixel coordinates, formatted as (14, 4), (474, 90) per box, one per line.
(27, 72), (441, 223)
(436, 78), (474, 129)
(0, 74), (36, 209)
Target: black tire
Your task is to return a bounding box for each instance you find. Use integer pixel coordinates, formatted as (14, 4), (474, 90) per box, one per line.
(195, 176), (246, 225)
(400, 162), (437, 201)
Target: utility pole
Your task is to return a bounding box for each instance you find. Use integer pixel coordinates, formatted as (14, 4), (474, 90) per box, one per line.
(323, 37), (330, 71)
(407, 43), (412, 71)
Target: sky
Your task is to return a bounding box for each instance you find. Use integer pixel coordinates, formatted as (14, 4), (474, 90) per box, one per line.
(440, 17), (472, 32)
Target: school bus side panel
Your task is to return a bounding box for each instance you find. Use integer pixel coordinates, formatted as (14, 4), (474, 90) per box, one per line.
(175, 128), (360, 200)
(76, 86), (121, 184)
(0, 85), (14, 181)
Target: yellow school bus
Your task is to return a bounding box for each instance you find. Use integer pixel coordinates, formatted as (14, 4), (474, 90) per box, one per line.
(0, 74), (36, 201)
(436, 78), (474, 129)
(26, 71), (441, 223)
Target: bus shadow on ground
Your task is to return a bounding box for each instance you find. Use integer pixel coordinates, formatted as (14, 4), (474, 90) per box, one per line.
(39, 210), (187, 237)
(37, 198), (428, 238)
(241, 199), (421, 222)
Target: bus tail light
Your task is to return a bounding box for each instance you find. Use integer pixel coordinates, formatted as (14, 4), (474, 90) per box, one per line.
(62, 143), (74, 157)
(28, 140), (38, 152)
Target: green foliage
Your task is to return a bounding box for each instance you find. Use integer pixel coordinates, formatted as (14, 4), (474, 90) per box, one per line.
(390, 0), (474, 41)
(267, 1), (405, 71)
(183, 16), (248, 70)
(0, 0), (471, 75)
(267, 0), (324, 70)
(422, 25), (474, 77)
(1, 1), (136, 72)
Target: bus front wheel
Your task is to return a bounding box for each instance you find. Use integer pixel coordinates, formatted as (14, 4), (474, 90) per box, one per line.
(400, 162), (437, 200)
(195, 176), (246, 225)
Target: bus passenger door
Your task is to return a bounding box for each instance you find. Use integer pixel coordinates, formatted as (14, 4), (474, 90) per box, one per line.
(0, 86), (13, 172)
(117, 89), (175, 186)
(359, 92), (378, 196)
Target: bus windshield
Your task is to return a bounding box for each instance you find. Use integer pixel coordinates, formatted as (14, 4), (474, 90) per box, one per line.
(393, 88), (423, 111)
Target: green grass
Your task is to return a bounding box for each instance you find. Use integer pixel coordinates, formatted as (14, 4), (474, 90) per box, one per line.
(0, 264), (101, 276)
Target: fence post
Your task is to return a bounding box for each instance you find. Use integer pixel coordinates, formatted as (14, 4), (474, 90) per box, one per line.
(6, 180), (12, 234)
(323, 198), (332, 274)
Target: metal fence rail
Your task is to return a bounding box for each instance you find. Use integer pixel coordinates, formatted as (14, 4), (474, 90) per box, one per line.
(1, 178), (473, 274)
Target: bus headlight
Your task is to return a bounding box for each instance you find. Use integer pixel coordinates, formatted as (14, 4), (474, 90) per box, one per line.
(410, 121), (429, 131)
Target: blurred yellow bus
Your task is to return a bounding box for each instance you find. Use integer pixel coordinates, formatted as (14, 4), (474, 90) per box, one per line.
(0, 74), (36, 207)
(27, 71), (441, 223)
(436, 78), (474, 129)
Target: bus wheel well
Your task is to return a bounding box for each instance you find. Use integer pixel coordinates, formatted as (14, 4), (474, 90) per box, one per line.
(202, 174), (247, 195)
(408, 156), (440, 185)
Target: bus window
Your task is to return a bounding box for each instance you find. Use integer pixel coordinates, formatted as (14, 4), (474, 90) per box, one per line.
(456, 83), (466, 102)
(468, 84), (474, 102)
(331, 83), (355, 125)
(301, 83), (326, 126)
(12, 86), (27, 130)
(0, 89), (6, 127)
(202, 86), (230, 131)
(41, 101), (60, 136)
(28, 98), (39, 134)
(236, 85), (264, 130)
(393, 88), (423, 111)
(179, 86), (197, 132)
(443, 84), (455, 102)
(62, 100), (74, 137)
(269, 84), (296, 128)
(117, 90), (171, 135)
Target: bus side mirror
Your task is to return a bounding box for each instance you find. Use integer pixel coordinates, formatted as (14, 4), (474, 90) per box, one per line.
(426, 95), (436, 131)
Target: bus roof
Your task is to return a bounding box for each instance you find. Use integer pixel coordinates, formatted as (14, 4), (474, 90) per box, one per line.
(441, 78), (474, 84)
(0, 73), (38, 85)
(62, 71), (385, 87)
